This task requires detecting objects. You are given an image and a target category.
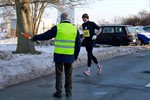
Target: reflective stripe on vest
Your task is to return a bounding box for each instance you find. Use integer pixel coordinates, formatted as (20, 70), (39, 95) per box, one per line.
(54, 23), (77, 55)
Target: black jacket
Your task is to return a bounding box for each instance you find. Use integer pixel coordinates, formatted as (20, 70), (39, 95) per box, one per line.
(82, 21), (100, 44)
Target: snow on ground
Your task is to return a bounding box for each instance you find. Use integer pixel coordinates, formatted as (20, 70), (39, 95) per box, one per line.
(0, 34), (150, 89)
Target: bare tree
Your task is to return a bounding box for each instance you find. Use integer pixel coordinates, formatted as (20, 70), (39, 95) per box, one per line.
(0, 0), (100, 54)
(112, 17), (124, 25)
(120, 10), (150, 26)
(31, 2), (48, 35)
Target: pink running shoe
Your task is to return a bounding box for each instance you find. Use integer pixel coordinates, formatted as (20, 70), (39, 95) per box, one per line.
(83, 71), (90, 76)
(97, 64), (103, 74)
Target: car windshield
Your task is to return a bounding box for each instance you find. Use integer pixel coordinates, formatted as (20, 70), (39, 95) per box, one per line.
(143, 26), (150, 32)
(134, 28), (146, 33)
(127, 27), (136, 34)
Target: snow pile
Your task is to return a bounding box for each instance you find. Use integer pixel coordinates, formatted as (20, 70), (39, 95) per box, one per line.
(0, 37), (150, 89)
(0, 52), (55, 89)
(75, 46), (149, 67)
(0, 51), (14, 60)
(0, 32), (7, 39)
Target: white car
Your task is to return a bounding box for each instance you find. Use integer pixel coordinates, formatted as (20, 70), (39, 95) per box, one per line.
(134, 26), (150, 45)
(143, 25), (150, 32)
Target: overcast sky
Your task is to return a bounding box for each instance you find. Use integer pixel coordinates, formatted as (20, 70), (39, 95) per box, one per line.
(74, 0), (150, 24)
(0, 0), (149, 25)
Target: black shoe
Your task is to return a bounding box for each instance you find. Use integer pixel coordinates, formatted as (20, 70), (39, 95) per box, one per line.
(53, 93), (62, 98)
(66, 93), (72, 98)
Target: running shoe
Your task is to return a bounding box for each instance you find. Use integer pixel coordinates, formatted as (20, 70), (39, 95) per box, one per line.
(83, 71), (90, 76)
(97, 64), (103, 74)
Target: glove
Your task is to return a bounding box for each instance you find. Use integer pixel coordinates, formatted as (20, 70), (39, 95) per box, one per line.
(92, 35), (97, 40)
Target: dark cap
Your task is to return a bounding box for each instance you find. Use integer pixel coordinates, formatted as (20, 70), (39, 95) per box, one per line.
(82, 13), (89, 19)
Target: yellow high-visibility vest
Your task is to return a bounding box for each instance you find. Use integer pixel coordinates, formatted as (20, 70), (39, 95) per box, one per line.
(54, 23), (77, 55)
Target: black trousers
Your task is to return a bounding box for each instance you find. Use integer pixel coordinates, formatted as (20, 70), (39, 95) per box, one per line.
(85, 41), (98, 67)
(55, 62), (72, 94)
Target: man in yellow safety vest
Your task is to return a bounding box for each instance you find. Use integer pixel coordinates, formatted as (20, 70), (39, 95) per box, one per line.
(31, 12), (81, 98)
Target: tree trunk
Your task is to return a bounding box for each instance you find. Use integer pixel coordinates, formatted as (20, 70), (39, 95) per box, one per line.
(14, 0), (36, 54)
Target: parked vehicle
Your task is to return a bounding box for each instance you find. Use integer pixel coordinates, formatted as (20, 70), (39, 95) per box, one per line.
(95, 25), (138, 46)
(143, 25), (150, 32)
(134, 27), (150, 45)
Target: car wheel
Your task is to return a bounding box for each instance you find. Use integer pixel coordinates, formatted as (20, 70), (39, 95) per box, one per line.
(137, 39), (143, 45)
(111, 39), (121, 46)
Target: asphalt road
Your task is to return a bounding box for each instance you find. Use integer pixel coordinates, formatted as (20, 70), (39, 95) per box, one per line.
(0, 50), (150, 100)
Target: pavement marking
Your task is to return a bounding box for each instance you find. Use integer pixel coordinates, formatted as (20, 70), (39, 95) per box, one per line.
(145, 83), (150, 87)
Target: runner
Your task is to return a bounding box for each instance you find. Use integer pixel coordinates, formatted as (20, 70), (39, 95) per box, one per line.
(81, 13), (102, 76)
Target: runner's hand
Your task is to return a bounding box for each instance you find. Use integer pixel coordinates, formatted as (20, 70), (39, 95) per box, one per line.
(92, 35), (97, 40)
